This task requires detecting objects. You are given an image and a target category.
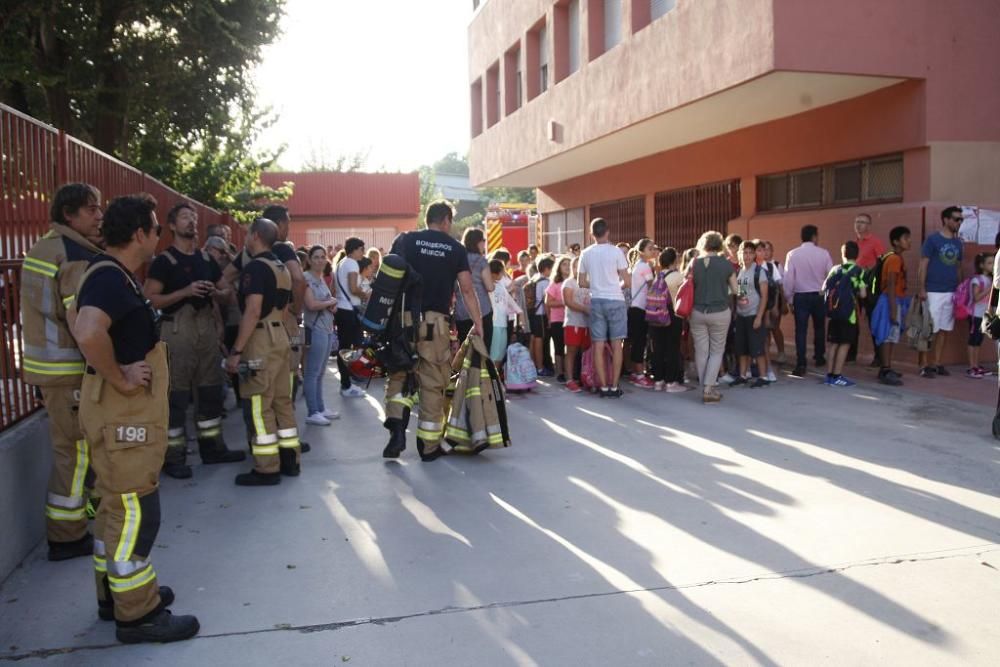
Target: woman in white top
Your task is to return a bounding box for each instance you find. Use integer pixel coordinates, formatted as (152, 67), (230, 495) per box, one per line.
(333, 237), (367, 397)
(626, 238), (657, 389)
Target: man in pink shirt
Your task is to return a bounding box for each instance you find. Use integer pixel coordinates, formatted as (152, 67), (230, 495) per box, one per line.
(783, 224), (834, 377)
(850, 213), (886, 364)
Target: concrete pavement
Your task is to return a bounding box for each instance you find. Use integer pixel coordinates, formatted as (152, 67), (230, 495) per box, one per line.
(1, 366), (999, 665)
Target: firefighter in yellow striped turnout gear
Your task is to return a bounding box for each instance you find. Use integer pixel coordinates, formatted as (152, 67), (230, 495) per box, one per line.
(226, 218), (301, 485)
(19, 183), (103, 561)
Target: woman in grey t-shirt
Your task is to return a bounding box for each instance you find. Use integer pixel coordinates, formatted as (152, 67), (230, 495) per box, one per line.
(454, 228), (495, 348)
(689, 232), (738, 403)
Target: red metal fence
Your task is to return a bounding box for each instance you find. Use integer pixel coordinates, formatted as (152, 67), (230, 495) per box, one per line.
(0, 102), (243, 431)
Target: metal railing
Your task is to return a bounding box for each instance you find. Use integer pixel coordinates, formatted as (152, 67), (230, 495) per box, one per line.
(0, 102), (243, 431)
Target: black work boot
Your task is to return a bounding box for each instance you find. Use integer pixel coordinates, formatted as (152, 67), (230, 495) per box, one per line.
(279, 449), (300, 477)
(198, 437), (246, 465)
(416, 438), (447, 463)
(99, 586), (175, 621)
(382, 423), (407, 459)
(47, 533), (93, 562)
(162, 462), (193, 479)
(115, 609), (199, 645)
(234, 470), (281, 486)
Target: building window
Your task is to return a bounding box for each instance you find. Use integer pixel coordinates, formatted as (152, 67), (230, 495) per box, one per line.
(757, 154), (904, 212)
(568, 0), (581, 74)
(504, 42), (522, 115)
(486, 62), (500, 128)
(604, 0), (621, 52)
(538, 24), (549, 93)
(650, 0), (676, 22)
(470, 78), (483, 138)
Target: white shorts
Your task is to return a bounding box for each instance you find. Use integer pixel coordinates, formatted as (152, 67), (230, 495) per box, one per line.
(926, 292), (955, 333)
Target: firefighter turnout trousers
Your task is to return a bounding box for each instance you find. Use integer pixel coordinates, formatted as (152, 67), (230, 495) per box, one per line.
(240, 320), (300, 474)
(384, 311), (451, 456)
(40, 384), (93, 543)
(162, 304), (227, 465)
(79, 342), (170, 623)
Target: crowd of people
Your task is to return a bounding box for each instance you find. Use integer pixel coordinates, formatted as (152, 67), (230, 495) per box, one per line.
(16, 178), (995, 645)
(477, 207), (994, 404)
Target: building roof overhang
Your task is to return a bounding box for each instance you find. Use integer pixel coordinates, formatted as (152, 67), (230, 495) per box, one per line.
(474, 71), (905, 188)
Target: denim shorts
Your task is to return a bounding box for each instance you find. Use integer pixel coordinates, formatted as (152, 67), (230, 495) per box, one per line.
(589, 298), (628, 341)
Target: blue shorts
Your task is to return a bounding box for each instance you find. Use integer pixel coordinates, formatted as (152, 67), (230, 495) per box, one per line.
(589, 298), (628, 342)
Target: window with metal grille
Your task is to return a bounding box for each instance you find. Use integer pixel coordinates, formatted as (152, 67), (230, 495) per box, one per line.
(589, 196), (645, 246)
(543, 208), (586, 253)
(654, 180), (742, 252)
(757, 154), (903, 212)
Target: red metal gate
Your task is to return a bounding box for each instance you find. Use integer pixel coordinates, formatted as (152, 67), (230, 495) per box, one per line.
(588, 196), (646, 246)
(654, 180), (741, 252)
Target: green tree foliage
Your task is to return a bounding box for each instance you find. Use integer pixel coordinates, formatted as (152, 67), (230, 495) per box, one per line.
(0, 0), (288, 216)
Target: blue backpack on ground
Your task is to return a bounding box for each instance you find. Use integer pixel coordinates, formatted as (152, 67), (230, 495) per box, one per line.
(825, 265), (860, 321)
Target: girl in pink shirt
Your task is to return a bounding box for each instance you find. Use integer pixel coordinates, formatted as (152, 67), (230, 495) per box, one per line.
(545, 256), (571, 382)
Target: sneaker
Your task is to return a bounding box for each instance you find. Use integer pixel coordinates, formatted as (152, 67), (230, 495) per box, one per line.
(719, 373), (737, 385)
(832, 376), (856, 387)
(556, 374), (567, 384)
(750, 378), (769, 388)
(702, 389), (722, 403)
(634, 376), (655, 389)
(322, 408), (341, 420)
(790, 366), (806, 378)
(115, 609), (199, 645)
(665, 382), (687, 394)
(766, 370), (777, 383)
(822, 375), (834, 385)
(730, 376), (748, 387)
(341, 385), (366, 398)
(653, 381), (666, 392)
(306, 413), (332, 426)
(919, 367), (936, 378)
(537, 368), (555, 378)
(935, 365), (950, 377)
(565, 380), (582, 393)
(602, 386), (624, 398)
(878, 369), (903, 386)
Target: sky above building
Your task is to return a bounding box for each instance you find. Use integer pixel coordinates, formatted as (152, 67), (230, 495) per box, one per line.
(254, 0), (472, 173)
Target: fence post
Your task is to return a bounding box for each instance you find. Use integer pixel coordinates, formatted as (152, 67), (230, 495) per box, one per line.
(56, 130), (68, 185)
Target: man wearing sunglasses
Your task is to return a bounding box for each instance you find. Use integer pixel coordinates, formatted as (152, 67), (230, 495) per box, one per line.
(74, 194), (200, 643)
(917, 206), (964, 377)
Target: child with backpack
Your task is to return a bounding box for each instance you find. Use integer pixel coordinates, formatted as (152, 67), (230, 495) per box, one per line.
(646, 248), (687, 392)
(734, 240), (770, 388)
(489, 259), (523, 368)
(822, 241), (867, 387)
(525, 256), (554, 376)
(966, 252), (993, 378)
(757, 240), (782, 382)
(872, 226), (912, 385)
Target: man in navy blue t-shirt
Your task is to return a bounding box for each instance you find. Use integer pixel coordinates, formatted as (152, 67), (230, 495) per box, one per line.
(917, 206), (964, 377)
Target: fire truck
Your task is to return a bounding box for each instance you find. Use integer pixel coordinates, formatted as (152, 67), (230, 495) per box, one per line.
(485, 203), (537, 257)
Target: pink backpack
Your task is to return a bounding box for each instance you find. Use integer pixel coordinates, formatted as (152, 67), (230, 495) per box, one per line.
(953, 277), (974, 320)
(580, 341), (614, 392)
